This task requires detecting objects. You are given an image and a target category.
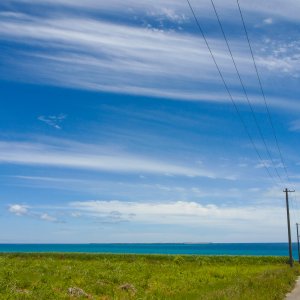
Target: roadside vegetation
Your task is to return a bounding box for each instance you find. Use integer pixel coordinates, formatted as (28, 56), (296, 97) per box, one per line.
(0, 253), (299, 299)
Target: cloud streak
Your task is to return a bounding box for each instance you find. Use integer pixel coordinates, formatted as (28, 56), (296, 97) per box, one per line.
(1, 11), (298, 109)
(0, 139), (216, 177)
(5, 0), (300, 23)
(38, 114), (67, 129)
(0, 14), (247, 89)
(70, 199), (285, 228)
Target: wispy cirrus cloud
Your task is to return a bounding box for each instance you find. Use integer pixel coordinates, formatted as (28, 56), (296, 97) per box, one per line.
(5, 0), (300, 23)
(0, 13), (249, 93)
(0, 11), (299, 110)
(0, 139), (216, 178)
(11, 175), (244, 204)
(38, 114), (67, 129)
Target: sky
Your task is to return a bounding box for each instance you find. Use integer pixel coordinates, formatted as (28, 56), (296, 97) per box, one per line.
(0, 0), (300, 243)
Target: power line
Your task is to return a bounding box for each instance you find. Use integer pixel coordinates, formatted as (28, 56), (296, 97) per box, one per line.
(210, 0), (284, 184)
(236, 0), (290, 184)
(236, 0), (298, 225)
(186, 0), (280, 186)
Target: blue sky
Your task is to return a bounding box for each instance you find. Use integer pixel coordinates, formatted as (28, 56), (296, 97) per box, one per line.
(0, 0), (300, 243)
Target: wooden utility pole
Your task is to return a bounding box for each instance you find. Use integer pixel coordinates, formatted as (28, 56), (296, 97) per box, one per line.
(284, 188), (295, 267)
(296, 223), (300, 263)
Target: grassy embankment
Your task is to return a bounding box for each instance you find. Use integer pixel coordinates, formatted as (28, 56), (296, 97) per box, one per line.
(0, 253), (299, 299)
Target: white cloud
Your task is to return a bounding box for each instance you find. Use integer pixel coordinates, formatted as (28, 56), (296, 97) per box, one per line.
(38, 114), (67, 129)
(0, 139), (215, 178)
(263, 18), (273, 25)
(257, 40), (300, 77)
(0, 10), (299, 109)
(257, 56), (297, 76)
(70, 200), (285, 228)
(0, 14), (247, 93)
(8, 203), (58, 222)
(40, 213), (57, 222)
(6, 0), (300, 23)
(5, 197), (291, 242)
(8, 204), (28, 216)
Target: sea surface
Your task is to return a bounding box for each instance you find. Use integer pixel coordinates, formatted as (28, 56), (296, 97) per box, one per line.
(0, 243), (299, 257)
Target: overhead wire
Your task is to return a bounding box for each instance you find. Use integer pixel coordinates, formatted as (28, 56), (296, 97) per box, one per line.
(186, 0), (280, 186)
(210, 0), (284, 185)
(236, 0), (298, 223)
(236, 0), (291, 185)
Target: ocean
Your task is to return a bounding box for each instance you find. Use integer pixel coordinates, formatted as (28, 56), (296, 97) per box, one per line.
(0, 243), (298, 257)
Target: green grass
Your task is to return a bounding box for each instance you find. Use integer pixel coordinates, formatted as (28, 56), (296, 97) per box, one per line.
(0, 253), (299, 299)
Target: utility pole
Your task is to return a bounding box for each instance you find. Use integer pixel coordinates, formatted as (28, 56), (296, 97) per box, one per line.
(296, 223), (300, 263)
(284, 188), (295, 267)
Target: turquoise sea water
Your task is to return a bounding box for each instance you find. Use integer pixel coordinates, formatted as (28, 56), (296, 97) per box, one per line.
(0, 243), (298, 257)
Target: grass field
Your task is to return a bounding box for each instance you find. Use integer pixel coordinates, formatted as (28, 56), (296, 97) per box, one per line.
(0, 254), (299, 299)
